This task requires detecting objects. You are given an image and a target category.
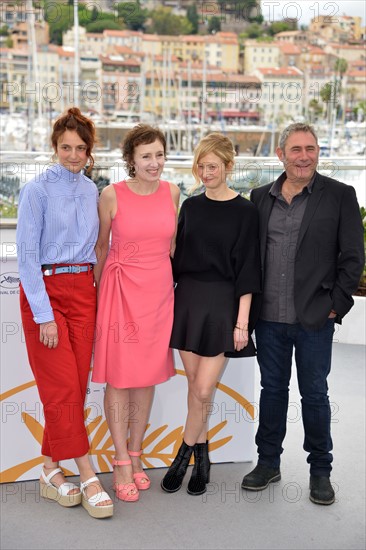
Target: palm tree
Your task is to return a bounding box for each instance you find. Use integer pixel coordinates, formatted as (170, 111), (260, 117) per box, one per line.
(345, 86), (358, 120)
(320, 82), (338, 123)
(334, 58), (348, 78)
(334, 58), (348, 122)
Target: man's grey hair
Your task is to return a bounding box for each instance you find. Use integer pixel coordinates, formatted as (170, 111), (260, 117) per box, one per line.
(278, 123), (318, 151)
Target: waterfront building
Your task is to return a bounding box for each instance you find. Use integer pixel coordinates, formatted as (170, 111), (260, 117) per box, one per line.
(243, 41), (281, 75)
(309, 14), (363, 42)
(252, 66), (304, 124)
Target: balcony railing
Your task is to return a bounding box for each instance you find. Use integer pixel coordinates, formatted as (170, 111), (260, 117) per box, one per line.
(1, 153), (365, 225)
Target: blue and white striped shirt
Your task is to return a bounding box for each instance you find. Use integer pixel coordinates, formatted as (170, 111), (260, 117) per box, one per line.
(16, 164), (99, 324)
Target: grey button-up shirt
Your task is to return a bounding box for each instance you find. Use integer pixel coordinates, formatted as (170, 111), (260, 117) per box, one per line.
(260, 173), (314, 324)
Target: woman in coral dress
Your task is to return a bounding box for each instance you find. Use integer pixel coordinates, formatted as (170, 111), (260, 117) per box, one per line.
(92, 124), (179, 502)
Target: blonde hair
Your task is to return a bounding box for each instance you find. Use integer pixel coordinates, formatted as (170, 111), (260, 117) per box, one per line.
(190, 132), (236, 194)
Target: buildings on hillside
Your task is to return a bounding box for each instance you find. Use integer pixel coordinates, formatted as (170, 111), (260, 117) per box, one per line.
(0, 5), (365, 148)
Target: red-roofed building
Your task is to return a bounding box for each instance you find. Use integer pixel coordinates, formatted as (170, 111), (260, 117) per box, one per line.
(278, 43), (301, 68)
(325, 43), (366, 63)
(253, 67), (304, 121)
(275, 31), (308, 45)
(309, 15), (363, 42)
(100, 54), (142, 113)
(141, 32), (239, 71)
(345, 69), (366, 106)
(11, 20), (49, 50)
(103, 29), (143, 51)
(298, 45), (328, 72)
(63, 26), (104, 56)
(243, 40), (281, 74)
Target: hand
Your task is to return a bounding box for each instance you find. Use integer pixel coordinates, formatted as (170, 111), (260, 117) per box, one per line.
(328, 310), (337, 319)
(233, 326), (249, 352)
(39, 321), (58, 349)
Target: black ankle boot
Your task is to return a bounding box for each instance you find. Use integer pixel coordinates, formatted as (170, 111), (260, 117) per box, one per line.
(161, 441), (194, 493)
(187, 441), (210, 495)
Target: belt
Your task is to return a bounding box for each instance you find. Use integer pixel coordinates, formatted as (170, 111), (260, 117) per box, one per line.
(42, 264), (93, 276)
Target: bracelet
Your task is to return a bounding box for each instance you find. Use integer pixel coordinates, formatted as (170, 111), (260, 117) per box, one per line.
(235, 324), (248, 330)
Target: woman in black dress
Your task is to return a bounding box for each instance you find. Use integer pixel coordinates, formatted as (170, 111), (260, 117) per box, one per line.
(161, 132), (261, 496)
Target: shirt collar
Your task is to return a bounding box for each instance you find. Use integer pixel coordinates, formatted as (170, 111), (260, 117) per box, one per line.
(47, 163), (84, 184)
(269, 171), (316, 197)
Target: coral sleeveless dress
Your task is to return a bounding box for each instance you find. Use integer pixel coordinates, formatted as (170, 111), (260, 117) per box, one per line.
(92, 180), (176, 388)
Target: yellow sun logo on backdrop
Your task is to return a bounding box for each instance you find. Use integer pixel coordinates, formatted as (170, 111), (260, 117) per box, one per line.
(0, 369), (254, 483)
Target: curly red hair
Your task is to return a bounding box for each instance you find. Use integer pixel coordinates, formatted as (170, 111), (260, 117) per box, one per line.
(51, 107), (97, 172)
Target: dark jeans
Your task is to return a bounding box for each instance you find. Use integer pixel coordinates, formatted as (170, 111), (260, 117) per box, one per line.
(254, 318), (335, 476)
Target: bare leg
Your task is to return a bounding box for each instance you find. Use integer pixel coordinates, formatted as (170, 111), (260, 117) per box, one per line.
(103, 383), (137, 497)
(41, 453), (112, 507)
(180, 351), (227, 446)
(74, 453), (112, 506)
(160, 354), (225, 494)
(128, 386), (155, 480)
(42, 457), (80, 496)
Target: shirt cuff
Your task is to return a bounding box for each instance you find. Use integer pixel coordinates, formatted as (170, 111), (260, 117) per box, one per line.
(33, 311), (55, 324)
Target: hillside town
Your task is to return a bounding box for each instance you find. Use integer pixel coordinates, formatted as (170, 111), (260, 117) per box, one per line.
(0, 1), (365, 154)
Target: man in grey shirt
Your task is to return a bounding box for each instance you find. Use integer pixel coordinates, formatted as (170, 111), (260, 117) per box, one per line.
(242, 123), (364, 505)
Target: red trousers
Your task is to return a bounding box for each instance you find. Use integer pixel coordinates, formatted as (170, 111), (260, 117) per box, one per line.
(20, 270), (96, 462)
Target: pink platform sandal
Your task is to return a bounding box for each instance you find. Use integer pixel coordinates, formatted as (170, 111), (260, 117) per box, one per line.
(112, 458), (139, 502)
(128, 450), (151, 490)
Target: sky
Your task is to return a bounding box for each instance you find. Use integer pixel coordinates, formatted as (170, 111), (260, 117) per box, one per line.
(261, 0), (366, 26)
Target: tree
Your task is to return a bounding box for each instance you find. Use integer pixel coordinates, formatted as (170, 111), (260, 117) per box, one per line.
(45, 1), (74, 44)
(0, 25), (9, 36)
(91, 6), (99, 23)
(148, 7), (193, 35)
(44, 1), (124, 44)
(208, 16), (221, 34)
(116, 2), (148, 31)
(245, 23), (263, 39)
(78, 7), (116, 28)
(187, 4), (199, 34)
(345, 86), (358, 115)
(308, 99), (323, 122)
(216, 0), (260, 21)
(334, 57), (348, 77)
(353, 100), (366, 118)
(268, 21), (297, 36)
(320, 81), (341, 121)
(334, 58), (348, 122)
(86, 20), (124, 33)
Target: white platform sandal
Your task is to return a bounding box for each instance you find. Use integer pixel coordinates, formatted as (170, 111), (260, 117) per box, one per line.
(80, 476), (113, 519)
(40, 467), (81, 507)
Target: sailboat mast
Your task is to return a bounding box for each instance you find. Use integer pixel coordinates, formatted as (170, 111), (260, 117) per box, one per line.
(74, 0), (80, 107)
(188, 59), (192, 152)
(139, 55), (146, 121)
(200, 49), (207, 140)
(26, 0), (43, 149)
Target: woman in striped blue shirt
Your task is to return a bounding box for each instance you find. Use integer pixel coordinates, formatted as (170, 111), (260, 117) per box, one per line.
(16, 107), (113, 519)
